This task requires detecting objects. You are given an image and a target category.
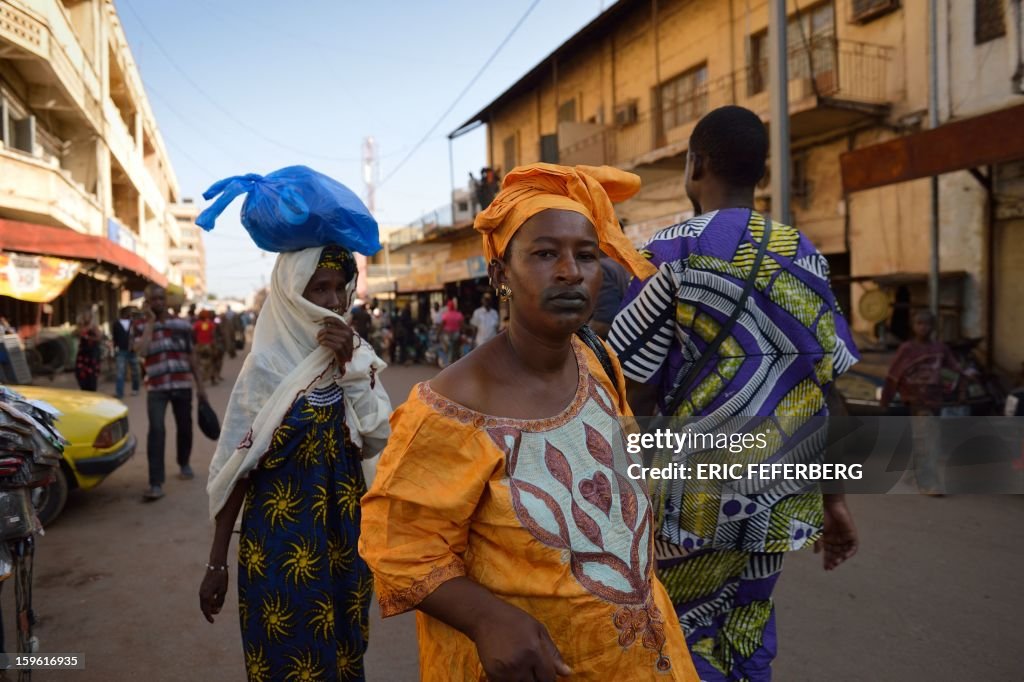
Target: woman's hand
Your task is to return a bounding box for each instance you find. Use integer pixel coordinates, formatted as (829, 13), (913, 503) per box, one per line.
(199, 567), (229, 623)
(473, 600), (572, 682)
(318, 318), (355, 368)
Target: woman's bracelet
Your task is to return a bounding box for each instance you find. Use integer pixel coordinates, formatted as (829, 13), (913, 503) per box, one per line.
(206, 563), (228, 572)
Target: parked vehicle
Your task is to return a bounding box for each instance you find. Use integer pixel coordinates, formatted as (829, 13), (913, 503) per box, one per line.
(12, 385), (135, 526)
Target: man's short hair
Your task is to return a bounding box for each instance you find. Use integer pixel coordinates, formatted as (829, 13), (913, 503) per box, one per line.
(690, 105), (768, 187)
(144, 284), (165, 299)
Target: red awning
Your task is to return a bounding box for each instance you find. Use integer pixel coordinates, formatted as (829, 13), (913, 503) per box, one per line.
(0, 218), (168, 288)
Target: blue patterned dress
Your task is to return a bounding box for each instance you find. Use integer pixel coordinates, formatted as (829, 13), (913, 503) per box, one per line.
(237, 383), (372, 681)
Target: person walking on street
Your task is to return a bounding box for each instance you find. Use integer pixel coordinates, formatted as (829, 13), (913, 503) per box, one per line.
(196, 173), (391, 680)
(222, 309), (239, 360)
(193, 310), (218, 386)
(360, 163), (700, 681)
(350, 299), (373, 341)
(74, 310), (102, 392)
(430, 302), (444, 331)
(136, 285), (206, 500)
(111, 306), (141, 399)
(880, 309), (973, 495)
(440, 299), (465, 362)
(469, 293), (499, 350)
(610, 106), (859, 681)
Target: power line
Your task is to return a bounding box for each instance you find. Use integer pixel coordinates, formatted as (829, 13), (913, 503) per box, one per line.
(379, 0), (543, 187)
(162, 136), (217, 179)
(120, 0), (363, 164)
(146, 86), (258, 168)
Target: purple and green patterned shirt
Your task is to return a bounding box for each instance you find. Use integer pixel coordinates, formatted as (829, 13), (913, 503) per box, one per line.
(610, 208), (860, 553)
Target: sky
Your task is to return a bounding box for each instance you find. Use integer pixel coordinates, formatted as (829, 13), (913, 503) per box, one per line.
(117, 0), (610, 297)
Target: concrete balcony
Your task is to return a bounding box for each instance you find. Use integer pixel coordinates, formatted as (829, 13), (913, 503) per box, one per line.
(0, 0), (103, 128)
(0, 145), (103, 235)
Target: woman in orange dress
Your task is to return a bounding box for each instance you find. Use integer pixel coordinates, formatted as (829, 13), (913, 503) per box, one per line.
(360, 164), (699, 681)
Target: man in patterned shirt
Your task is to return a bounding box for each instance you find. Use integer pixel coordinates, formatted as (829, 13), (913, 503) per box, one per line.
(136, 284), (207, 501)
(610, 106), (859, 681)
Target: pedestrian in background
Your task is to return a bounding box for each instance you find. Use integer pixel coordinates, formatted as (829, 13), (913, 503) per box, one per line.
(111, 306), (141, 399)
(192, 310), (218, 386)
(212, 313), (227, 382)
(135, 284), (206, 500)
(350, 298), (373, 342)
(880, 309), (973, 495)
(430, 302), (443, 331)
(440, 299), (464, 362)
(74, 310), (102, 392)
(361, 163), (699, 681)
(469, 292), (499, 350)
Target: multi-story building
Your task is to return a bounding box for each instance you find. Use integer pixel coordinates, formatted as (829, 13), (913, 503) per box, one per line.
(840, 0), (1024, 377)
(170, 201), (206, 301)
(437, 0), (1023, 375)
(0, 0), (184, 336)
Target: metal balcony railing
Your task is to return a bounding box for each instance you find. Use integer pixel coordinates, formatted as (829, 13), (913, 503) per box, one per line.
(748, 35), (892, 103)
(558, 37), (892, 168)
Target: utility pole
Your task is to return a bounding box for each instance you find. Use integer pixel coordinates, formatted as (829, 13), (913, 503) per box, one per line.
(768, 0), (790, 226)
(928, 0), (941, 318)
(362, 136), (378, 214)
(360, 136), (379, 300)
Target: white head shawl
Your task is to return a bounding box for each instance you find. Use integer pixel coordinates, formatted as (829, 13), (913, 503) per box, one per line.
(206, 246), (390, 519)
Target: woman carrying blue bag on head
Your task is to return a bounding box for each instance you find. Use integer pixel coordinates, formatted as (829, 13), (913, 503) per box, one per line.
(195, 166), (393, 681)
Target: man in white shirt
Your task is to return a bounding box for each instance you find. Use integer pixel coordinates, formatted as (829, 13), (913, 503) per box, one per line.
(469, 294), (499, 350)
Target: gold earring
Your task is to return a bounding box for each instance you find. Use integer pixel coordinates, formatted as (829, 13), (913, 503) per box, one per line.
(497, 284), (512, 301)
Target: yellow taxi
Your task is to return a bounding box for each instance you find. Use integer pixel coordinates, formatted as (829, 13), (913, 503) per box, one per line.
(13, 385), (136, 525)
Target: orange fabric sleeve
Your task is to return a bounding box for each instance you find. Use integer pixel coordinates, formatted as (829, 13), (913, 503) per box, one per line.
(358, 388), (505, 617)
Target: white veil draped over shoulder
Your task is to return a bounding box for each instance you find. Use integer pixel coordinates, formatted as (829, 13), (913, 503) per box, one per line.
(206, 246), (391, 519)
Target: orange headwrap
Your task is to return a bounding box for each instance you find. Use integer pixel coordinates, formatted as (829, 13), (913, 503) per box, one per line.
(473, 163), (657, 280)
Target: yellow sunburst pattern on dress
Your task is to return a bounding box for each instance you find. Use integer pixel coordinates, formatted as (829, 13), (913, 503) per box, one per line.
(306, 591), (335, 642)
(283, 649), (325, 682)
(244, 643), (272, 682)
(336, 640), (362, 680)
(335, 475), (363, 521)
(262, 478), (304, 529)
(260, 592), (296, 642)
(282, 537), (322, 587)
(263, 422), (296, 470)
(310, 484), (330, 528)
(327, 533), (354, 575)
(320, 426), (339, 465)
(296, 428), (322, 469)
(347, 572), (373, 622)
(239, 534), (269, 582)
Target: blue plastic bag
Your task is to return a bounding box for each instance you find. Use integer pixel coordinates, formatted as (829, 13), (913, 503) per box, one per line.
(195, 165), (381, 255)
